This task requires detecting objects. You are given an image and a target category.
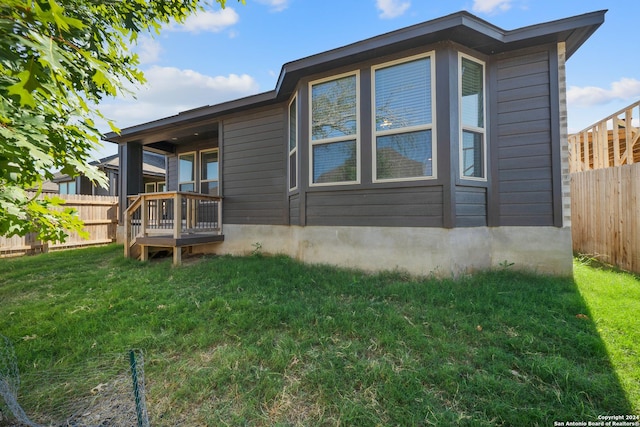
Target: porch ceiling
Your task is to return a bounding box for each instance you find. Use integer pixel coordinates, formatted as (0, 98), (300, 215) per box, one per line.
(123, 118), (219, 154)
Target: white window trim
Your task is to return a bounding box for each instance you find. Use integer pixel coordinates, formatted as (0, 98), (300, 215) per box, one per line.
(308, 70), (361, 187)
(371, 52), (437, 183)
(288, 95), (298, 191)
(145, 182), (157, 193)
(200, 148), (219, 195)
(178, 151), (197, 192)
(458, 52), (487, 182)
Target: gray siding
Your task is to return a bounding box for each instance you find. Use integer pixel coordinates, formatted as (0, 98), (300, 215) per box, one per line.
(223, 107), (287, 225)
(305, 187), (443, 227)
(455, 187), (486, 227)
(289, 194), (300, 225)
(495, 49), (554, 226)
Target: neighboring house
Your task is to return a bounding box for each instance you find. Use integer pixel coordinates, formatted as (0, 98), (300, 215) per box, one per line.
(51, 151), (166, 196)
(106, 10), (605, 276)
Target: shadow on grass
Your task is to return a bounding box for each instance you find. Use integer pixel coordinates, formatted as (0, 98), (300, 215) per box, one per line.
(0, 247), (635, 426)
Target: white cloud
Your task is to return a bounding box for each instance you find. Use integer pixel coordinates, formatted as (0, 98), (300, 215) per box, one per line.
(567, 78), (640, 107)
(376, 0), (411, 19)
(134, 37), (162, 64)
(255, 0), (290, 12)
(472, 0), (512, 14)
(98, 66), (260, 131)
(170, 8), (239, 33)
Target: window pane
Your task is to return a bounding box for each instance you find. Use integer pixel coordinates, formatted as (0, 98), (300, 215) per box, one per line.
(375, 58), (431, 131)
(179, 183), (195, 192)
(68, 181), (76, 195)
(289, 99), (297, 151)
(200, 181), (219, 195)
(179, 154), (195, 183)
(313, 140), (357, 183)
(461, 58), (484, 128)
(145, 183), (156, 193)
(376, 130), (432, 180)
(289, 154), (297, 189)
(157, 182), (166, 192)
(312, 75), (357, 140)
(59, 183), (67, 194)
(201, 151), (218, 181)
(462, 131), (484, 178)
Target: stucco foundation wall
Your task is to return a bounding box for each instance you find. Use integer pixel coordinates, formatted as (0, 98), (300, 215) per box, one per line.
(196, 224), (573, 277)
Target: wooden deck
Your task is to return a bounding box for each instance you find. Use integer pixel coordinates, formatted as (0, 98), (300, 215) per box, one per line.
(124, 192), (223, 265)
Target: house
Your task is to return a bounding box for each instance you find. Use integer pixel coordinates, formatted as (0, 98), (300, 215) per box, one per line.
(51, 151), (166, 196)
(105, 10), (605, 276)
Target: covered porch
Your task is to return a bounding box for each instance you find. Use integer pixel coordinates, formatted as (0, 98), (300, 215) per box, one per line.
(107, 108), (225, 265)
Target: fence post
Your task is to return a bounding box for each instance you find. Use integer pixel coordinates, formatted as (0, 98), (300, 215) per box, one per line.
(129, 350), (148, 427)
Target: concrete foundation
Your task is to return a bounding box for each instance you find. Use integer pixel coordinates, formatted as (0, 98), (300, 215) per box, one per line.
(193, 225), (573, 278)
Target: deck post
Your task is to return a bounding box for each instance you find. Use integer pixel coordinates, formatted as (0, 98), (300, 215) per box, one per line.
(174, 193), (181, 239)
(217, 198), (223, 234)
(140, 194), (148, 238)
(173, 247), (181, 265)
(124, 208), (131, 258)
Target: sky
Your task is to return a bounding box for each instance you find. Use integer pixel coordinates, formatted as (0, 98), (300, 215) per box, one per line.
(93, 0), (640, 159)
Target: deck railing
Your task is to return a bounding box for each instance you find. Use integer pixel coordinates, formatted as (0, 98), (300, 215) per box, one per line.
(124, 192), (222, 258)
(569, 100), (640, 172)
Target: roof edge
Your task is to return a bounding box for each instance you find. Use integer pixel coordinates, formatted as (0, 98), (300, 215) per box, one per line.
(108, 9), (605, 143)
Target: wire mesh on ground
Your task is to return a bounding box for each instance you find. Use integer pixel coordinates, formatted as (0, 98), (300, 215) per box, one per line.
(0, 335), (148, 427)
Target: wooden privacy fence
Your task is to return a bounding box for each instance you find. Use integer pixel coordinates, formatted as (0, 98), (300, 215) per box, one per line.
(571, 163), (640, 273)
(0, 193), (118, 257)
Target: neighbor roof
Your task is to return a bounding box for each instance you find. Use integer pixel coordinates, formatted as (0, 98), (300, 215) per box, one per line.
(52, 151), (166, 182)
(105, 9), (605, 145)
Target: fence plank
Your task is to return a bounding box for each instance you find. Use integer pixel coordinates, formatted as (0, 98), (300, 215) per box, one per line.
(0, 193), (118, 257)
(571, 163), (640, 273)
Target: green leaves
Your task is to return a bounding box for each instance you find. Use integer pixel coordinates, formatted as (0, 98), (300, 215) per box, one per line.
(7, 70), (38, 107)
(0, 0), (235, 242)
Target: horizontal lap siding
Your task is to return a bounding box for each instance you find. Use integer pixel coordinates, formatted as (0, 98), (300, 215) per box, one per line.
(305, 187), (443, 227)
(223, 107), (287, 225)
(496, 50), (554, 226)
(289, 194), (300, 225)
(456, 187), (486, 227)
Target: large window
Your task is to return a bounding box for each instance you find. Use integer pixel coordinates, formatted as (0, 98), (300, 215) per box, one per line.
(373, 53), (435, 181)
(200, 149), (219, 195)
(310, 72), (359, 185)
(178, 152), (195, 192)
(288, 96), (298, 191)
(459, 54), (486, 180)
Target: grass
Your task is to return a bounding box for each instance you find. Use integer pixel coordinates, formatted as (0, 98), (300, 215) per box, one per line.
(0, 244), (637, 426)
(573, 257), (640, 415)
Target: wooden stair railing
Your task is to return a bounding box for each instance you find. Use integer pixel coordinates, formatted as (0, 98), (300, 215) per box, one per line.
(123, 194), (143, 259)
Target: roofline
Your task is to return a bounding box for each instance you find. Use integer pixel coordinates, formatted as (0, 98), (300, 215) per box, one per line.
(105, 9), (605, 144)
(104, 90), (276, 142)
(275, 9), (605, 91)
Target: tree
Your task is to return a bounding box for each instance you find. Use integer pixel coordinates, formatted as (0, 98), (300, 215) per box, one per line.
(0, 0), (239, 242)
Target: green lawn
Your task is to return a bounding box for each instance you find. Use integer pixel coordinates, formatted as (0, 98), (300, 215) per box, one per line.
(0, 244), (637, 426)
